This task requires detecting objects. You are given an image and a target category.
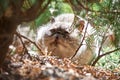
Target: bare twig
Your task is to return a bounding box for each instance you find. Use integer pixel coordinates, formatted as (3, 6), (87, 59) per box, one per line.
(76, 0), (91, 11)
(98, 26), (111, 56)
(70, 20), (89, 59)
(92, 47), (120, 66)
(15, 32), (44, 55)
(66, 0), (78, 33)
(92, 26), (111, 66)
(69, 0), (120, 14)
(15, 32), (32, 59)
(19, 0), (51, 22)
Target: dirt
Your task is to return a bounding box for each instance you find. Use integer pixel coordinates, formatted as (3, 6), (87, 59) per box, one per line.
(0, 53), (120, 80)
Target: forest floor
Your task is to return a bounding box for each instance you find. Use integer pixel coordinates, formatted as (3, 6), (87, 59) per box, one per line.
(0, 53), (120, 80)
(0, 30), (120, 80)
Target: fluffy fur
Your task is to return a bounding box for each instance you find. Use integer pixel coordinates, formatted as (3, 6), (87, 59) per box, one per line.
(36, 13), (96, 64)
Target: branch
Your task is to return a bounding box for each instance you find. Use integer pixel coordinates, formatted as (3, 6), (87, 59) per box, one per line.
(101, 47), (120, 58)
(19, 0), (51, 22)
(76, 0), (91, 11)
(91, 25), (112, 66)
(15, 31), (32, 59)
(15, 32), (44, 55)
(70, 0), (120, 14)
(97, 26), (111, 56)
(92, 47), (120, 66)
(70, 20), (89, 59)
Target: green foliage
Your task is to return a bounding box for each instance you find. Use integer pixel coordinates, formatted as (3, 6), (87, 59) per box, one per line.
(35, 8), (51, 27)
(92, 3), (101, 11)
(70, 0), (120, 69)
(96, 51), (120, 70)
(87, 0), (120, 47)
(53, 1), (73, 15)
(34, 0), (73, 27)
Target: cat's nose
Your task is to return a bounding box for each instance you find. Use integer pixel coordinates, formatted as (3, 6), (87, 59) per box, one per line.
(54, 33), (59, 39)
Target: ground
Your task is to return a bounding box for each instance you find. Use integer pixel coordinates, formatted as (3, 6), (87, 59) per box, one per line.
(0, 53), (120, 80)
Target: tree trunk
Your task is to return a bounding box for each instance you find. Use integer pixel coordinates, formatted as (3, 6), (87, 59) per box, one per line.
(0, 17), (18, 67)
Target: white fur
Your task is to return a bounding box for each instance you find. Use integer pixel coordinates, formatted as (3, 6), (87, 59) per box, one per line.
(36, 13), (97, 64)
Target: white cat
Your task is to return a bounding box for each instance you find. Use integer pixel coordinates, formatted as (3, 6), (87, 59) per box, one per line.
(36, 13), (114, 65)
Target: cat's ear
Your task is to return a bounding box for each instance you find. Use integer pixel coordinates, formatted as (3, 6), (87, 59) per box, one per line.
(76, 20), (85, 32)
(50, 16), (55, 23)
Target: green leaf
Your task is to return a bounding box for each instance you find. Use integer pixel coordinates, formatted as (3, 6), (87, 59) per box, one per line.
(35, 9), (51, 27)
(54, 2), (73, 15)
(92, 3), (101, 11)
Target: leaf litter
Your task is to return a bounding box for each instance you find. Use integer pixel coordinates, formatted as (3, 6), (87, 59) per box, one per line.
(0, 53), (120, 80)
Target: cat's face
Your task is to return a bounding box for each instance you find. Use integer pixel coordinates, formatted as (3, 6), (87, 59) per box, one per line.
(37, 21), (80, 58)
(36, 13), (96, 65)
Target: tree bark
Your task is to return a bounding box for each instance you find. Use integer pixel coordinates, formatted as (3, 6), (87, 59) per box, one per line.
(0, 17), (18, 67)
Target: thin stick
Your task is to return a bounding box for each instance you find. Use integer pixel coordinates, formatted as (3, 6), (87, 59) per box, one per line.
(15, 32), (44, 55)
(92, 25), (111, 65)
(75, 0), (120, 14)
(92, 47), (120, 66)
(66, 0), (78, 33)
(70, 20), (89, 59)
(16, 32), (32, 59)
(98, 26), (111, 56)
